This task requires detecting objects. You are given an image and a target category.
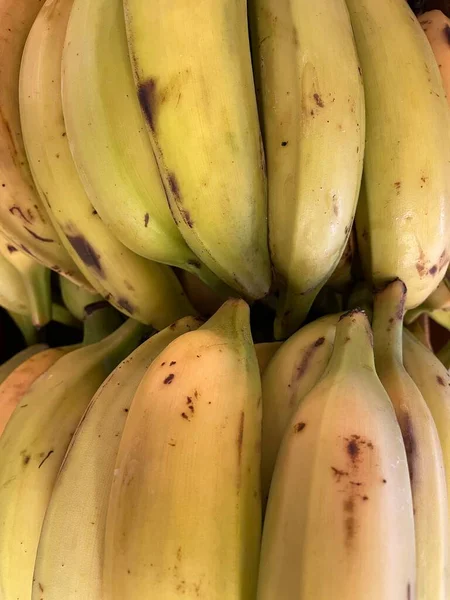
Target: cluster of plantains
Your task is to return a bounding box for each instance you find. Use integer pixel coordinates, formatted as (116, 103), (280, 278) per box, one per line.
(1, 0), (450, 598)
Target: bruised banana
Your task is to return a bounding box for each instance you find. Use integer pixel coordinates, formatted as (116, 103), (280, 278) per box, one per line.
(0, 346), (68, 438)
(419, 10), (450, 103)
(0, 317), (144, 600)
(62, 0), (231, 297)
(258, 310), (416, 599)
(32, 316), (202, 600)
(403, 328), (450, 520)
(261, 313), (340, 503)
(19, 0), (195, 327)
(346, 0), (450, 308)
(0, 234), (52, 326)
(124, 0), (271, 300)
(105, 300), (261, 599)
(373, 280), (448, 599)
(0, 0), (89, 286)
(250, 0), (364, 337)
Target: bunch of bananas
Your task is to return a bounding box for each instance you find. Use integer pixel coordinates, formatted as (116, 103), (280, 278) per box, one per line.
(0, 0), (450, 597)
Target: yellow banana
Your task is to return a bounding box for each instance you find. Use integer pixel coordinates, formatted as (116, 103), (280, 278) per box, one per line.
(32, 316), (202, 600)
(124, 0), (271, 300)
(61, 0), (231, 297)
(0, 234), (52, 326)
(0, 0), (90, 286)
(0, 346), (67, 438)
(0, 344), (48, 385)
(19, 0), (195, 327)
(0, 317), (144, 600)
(0, 248), (29, 316)
(346, 0), (450, 307)
(175, 269), (225, 317)
(261, 313), (340, 503)
(105, 300), (261, 599)
(327, 227), (356, 293)
(420, 10), (450, 102)
(403, 328), (450, 520)
(250, 0), (364, 337)
(373, 279), (448, 599)
(254, 342), (282, 376)
(258, 310), (416, 599)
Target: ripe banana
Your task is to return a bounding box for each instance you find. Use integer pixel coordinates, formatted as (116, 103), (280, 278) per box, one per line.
(0, 234), (52, 326)
(61, 0), (231, 297)
(0, 247), (29, 316)
(124, 0), (271, 300)
(32, 316), (202, 600)
(0, 344), (48, 385)
(0, 317), (144, 600)
(59, 274), (102, 322)
(0, 0), (90, 286)
(0, 346), (67, 437)
(373, 279), (448, 599)
(258, 310), (416, 599)
(403, 329), (450, 516)
(105, 300), (261, 599)
(255, 342), (282, 375)
(261, 313), (340, 502)
(19, 0), (195, 327)
(346, 0), (450, 308)
(250, 0), (364, 337)
(419, 10), (450, 102)
(327, 227), (356, 293)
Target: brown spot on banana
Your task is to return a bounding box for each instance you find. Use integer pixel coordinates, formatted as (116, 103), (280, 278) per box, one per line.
(66, 233), (105, 278)
(137, 79), (157, 132)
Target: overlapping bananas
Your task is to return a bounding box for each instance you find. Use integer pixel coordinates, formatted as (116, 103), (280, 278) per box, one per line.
(0, 0), (449, 597)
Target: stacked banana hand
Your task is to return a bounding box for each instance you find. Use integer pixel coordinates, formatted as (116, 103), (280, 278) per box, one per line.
(1, 0), (450, 597)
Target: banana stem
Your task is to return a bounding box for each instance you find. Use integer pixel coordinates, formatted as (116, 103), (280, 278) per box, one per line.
(51, 304), (81, 329)
(274, 284), (322, 340)
(82, 302), (124, 346)
(59, 275), (102, 321)
(347, 282), (373, 318)
(22, 264), (52, 328)
(7, 311), (38, 346)
(372, 279), (407, 371)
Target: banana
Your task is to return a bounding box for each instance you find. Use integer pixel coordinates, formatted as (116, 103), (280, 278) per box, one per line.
(175, 269), (225, 317)
(255, 342), (282, 375)
(403, 329), (450, 515)
(437, 340), (450, 369)
(124, 0), (271, 300)
(250, 0), (364, 337)
(327, 227), (356, 293)
(61, 0), (231, 297)
(0, 317), (144, 600)
(59, 274), (102, 321)
(0, 346), (67, 438)
(346, 0), (450, 308)
(0, 234), (52, 327)
(105, 300), (261, 599)
(419, 10), (450, 102)
(0, 344), (48, 385)
(261, 313), (340, 503)
(0, 0), (90, 286)
(7, 311), (38, 346)
(32, 316), (202, 600)
(258, 309), (416, 599)
(19, 0), (195, 327)
(373, 279), (448, 599)
(0, 247), (30, 316)
(406, 315), (433, 350)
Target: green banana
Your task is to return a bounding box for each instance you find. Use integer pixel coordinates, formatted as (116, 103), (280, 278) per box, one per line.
(346, 0), (450, 308)
(123, 0), (271, 300)
(250, 0), (364, 337)
(59, 274), (102, 321)
(0, 317), (144, 600)
(105, 300), (261, 598)
(19, 0), (196, 327)
(258, 310), (416, 599)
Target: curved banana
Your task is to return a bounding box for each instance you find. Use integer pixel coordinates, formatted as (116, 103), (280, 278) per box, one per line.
(19, 0), (195, 327)
(59, 274), (102, 321)
(0, 346), (67, 438)
(124, 0), (271, 300)
(32, 316), (202, 600)
(346, 0), (450, 308)
(0, 0), (90, 285)
(419, 10), (450, 102)
(61, 0), (231, 297)
(0, 344), (48, 385)
(250, 0), (364, 337)
(373, 280), (448, 599)
(0, 235), (52, 326)
(0, 317), (144, 600)
(403, 328), (450, 518)
(105, 300), (261, 598)
(261, 313), (340, 502)
(258, 310), (416, 599)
